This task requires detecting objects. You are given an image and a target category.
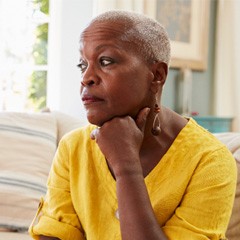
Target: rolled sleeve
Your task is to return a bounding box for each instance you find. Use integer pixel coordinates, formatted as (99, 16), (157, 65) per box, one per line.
(30, 214), (84, 240)
(29, 139), (85, 240)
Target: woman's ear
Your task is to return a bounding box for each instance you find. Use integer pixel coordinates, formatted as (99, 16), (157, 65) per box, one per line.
(150, 62), (168, 93)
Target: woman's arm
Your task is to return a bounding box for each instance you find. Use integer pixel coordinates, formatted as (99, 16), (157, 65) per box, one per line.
(92, 108), (168, 240)
(116, 170), (168, 240)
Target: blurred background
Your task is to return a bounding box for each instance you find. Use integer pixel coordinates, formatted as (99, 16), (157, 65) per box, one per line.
(0, 0), (239, 131)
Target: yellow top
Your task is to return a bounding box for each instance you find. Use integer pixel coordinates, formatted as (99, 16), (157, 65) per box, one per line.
(29, 118), (237, 240)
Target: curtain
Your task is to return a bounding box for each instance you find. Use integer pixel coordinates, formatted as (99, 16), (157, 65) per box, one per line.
(214, 0), (240, 131)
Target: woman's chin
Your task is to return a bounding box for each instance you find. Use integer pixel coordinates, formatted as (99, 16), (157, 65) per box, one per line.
(87, 114), (107, 127)
(86, 109), (137, 126)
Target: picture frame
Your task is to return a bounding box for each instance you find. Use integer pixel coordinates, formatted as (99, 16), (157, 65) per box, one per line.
(144, 0), (210, 71)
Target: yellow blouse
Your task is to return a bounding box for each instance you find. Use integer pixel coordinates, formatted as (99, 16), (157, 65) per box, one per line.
(29, 118), (237, 240)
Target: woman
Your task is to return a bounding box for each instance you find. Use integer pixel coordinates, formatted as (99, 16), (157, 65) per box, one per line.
(29, 10), (236, 240)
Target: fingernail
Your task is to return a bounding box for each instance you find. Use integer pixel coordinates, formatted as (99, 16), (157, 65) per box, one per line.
(90, 128), (99, 140)
(145, 108), (150, 116)
(90, 129), (96, 140)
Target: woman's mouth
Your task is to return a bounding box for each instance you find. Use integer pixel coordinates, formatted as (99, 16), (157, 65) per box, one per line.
(81, 95), (104, 105)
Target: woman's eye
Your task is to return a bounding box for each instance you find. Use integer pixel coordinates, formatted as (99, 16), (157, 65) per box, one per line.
(100, 58), (113, 66)
(77, 62), (87, 73)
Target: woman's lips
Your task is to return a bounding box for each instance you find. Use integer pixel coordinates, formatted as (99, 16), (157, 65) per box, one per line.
(81, 95), (104, 105)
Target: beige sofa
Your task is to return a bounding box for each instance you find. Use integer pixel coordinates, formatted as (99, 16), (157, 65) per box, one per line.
(0, 112), (239, 240)
(0, 111), (86, 240)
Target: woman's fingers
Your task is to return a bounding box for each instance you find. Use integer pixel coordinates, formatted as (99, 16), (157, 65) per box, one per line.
(135, 107), (150, 132)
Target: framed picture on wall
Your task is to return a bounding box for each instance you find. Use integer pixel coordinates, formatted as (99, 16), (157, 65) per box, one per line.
(94, 0), (210, 71)
(144, 0), (210, 71)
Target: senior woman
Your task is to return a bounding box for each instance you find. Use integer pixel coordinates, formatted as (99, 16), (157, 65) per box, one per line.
(29, 10), (236, 240)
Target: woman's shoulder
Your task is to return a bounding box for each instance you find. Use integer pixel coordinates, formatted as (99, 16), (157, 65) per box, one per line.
(59, 124), (97, 146)
(181, 117), (226, 149)
(172, 117), (235, 165)
(172, 117), (236, 184)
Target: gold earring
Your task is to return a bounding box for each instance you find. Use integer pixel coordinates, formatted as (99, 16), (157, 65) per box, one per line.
(151, 100), (161, 136)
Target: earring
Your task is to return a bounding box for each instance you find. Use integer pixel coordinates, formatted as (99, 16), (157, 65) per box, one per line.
(151, 100), (161, 136)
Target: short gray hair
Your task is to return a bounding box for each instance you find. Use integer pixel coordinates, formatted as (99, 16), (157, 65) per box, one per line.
(90, 10), (171, 66)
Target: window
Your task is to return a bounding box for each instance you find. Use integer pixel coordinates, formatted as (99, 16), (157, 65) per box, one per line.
(0, 0), (49, 112)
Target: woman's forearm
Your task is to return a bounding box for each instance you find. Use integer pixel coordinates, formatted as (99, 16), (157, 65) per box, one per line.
(116, 173), (168, 240)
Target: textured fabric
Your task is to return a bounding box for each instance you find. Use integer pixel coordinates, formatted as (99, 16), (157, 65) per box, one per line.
(51, 111), (87, 143)
(0, 112), (57, 231)
(29, 119), (237, 240)
(214, 132), (240, 240)
(0, 230), (32, 240)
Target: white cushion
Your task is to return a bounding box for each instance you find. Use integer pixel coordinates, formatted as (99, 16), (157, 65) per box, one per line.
(0, 230), (31, 240)
(52, 111), (87, 143)
(0, 112), (57, 231)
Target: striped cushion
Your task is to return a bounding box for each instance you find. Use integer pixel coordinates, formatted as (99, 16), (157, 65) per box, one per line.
(0, 112), (57, 231)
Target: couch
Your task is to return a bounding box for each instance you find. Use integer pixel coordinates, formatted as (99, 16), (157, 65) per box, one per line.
(0, 111), (86, 240)
(0, 111), (239, 240)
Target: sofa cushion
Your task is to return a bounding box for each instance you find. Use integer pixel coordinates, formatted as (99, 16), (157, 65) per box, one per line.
(51, 111), (87, 143)
(214, 132), (240, 240)
(0, 230), (32, 240)
(0, 112), (57, 231)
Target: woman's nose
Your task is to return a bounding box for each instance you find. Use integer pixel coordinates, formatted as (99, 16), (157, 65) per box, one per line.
(81, 78), (95, 87)
(81, 65), (100, 87)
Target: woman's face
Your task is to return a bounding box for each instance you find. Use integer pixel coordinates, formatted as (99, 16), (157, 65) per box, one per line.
(79, 21), (155, 126)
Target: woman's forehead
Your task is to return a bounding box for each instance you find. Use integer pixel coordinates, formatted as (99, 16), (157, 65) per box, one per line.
(80, 21), (139, 50)
(81, 20), (130, 40)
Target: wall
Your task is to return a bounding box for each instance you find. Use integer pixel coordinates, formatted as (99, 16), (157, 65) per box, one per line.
(162, 0), (217, 116)
(47, 0), (217, 121)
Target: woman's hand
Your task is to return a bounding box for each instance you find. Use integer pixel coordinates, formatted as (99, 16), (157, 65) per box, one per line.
(90, 107), (150, 178)
(91, 107), (168, 240)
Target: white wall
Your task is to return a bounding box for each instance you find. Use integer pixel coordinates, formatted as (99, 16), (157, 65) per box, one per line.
(47, 0), (94, 121)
